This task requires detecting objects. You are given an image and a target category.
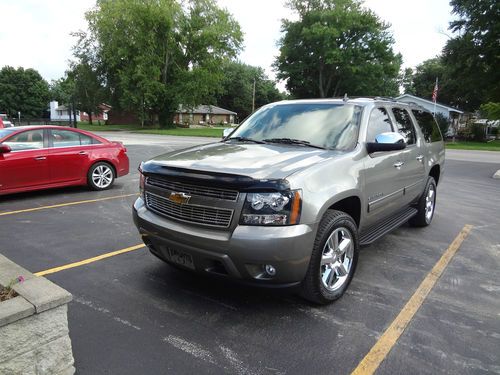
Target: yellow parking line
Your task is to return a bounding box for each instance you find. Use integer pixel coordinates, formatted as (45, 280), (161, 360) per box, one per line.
(34, 244), (145, 276)
(0, 193), (138, 217)
(351, 224), (473, 375)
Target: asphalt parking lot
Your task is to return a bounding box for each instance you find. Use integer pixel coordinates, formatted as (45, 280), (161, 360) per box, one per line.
(1, 133), (499, 375)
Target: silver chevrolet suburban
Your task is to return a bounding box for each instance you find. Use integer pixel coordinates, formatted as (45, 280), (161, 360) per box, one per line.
(133, 98), (445, 304)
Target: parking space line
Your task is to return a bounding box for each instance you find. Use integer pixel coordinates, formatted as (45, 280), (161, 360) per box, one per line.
(34, 244), (145, 276)
(0, 193), (137, 217)
(351, 224), (473, 375)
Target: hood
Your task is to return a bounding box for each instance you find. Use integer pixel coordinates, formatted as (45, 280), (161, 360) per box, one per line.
(144, 141), (339, 180)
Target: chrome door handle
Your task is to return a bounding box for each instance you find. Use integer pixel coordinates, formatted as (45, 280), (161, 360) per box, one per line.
(416, 155), (424, 162)
(393, 161), (404, 169)
(34, 156), (46, 161)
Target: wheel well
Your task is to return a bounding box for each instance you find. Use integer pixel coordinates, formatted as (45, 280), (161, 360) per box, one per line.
(328, 196), (361, 227)
(90, 160), (116, 178)
(429, 165), (440, 185)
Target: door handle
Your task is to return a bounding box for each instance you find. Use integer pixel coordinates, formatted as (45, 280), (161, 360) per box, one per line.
(34, 156), (46, 161)
(416, 155), (424, 162)
(393, 161), (404, 169)
(78, 151), (87, 155)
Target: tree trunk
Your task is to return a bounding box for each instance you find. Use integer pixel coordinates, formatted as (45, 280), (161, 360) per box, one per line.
(88, 111), (93, 125)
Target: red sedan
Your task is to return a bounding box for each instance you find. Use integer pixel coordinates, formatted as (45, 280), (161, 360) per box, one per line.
(0, 126), (129, 195)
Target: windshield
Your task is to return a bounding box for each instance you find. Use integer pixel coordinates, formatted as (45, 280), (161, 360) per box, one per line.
(229, 103), (362, 150)
(0, 128), (17, 138)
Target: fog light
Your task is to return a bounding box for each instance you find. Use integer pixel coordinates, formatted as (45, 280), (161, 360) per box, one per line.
(264, 264), (276, 276)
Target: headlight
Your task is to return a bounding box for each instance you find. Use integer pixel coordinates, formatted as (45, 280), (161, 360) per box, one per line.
(240, 190), (302, 226)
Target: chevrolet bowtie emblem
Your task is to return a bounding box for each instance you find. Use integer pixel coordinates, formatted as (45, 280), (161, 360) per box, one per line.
(169, 192), (191, 205)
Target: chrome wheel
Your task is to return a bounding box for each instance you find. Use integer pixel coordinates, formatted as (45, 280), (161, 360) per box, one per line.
(425, 184), (435, 223)
(320, 227), (354, 292)
(92, 164), (113, 189)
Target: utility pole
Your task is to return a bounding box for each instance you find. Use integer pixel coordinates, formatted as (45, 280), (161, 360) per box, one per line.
(252, 78), (256, 113)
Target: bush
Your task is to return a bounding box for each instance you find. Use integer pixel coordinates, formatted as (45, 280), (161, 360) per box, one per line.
(469, 122), (487, 142)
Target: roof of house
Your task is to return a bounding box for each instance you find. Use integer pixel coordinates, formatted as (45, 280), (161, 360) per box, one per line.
(396, 94), (463, 114)
(178, 105), (236, 115)
(56, 105), (69, 111)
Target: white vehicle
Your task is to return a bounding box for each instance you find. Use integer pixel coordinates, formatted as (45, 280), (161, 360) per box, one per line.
(0, 114), (14, 127)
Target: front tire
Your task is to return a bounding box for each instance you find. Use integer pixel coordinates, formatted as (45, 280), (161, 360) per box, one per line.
(88, 162), (115, 191)
(409, 176), (437, 227)
(301, 210), (359, 305)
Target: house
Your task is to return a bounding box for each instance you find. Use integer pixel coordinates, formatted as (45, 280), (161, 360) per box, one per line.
(396, 94), (464, 134)
(174, 105), (237, 125)
(80, 104), (112, 123)
(49, 101), (80, 122)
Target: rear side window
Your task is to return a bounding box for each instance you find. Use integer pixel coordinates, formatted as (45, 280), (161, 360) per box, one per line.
(392, 108), (416, 145)
(51, 129), (100, 147)
(367, 108), (393, 142)
(412, 110), (443, 143)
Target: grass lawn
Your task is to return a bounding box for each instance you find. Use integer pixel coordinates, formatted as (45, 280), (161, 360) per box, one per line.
(445, 140), (500, 151)
(77, 123), (224, 137)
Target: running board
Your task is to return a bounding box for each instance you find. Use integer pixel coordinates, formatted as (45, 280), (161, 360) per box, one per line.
(359, 207), (418, 246)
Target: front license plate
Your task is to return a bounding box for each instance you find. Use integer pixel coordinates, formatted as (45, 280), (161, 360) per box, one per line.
(165, 247), (195, 270)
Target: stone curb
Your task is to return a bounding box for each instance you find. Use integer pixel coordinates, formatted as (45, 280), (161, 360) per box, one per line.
(0, 254), (72, 325)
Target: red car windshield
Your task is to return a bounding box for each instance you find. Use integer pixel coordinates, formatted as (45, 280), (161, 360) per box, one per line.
(0, 129), (17, 138)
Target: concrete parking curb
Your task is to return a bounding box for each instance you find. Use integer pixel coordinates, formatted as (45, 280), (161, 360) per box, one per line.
(0, 254), (75, 374)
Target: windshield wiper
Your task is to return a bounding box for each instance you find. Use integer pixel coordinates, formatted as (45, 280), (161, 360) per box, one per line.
(262, 138), (327, 149)
(225, 136), (266, 144)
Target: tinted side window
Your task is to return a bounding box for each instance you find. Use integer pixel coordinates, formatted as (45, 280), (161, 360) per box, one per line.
(367, 108), (393, 142)
(51, 130), (99, 147)
(392, 108), (416, 145)
(4, 130), (44, 151)
(80, 134), (94, 145)
(412, 110), (443, 142)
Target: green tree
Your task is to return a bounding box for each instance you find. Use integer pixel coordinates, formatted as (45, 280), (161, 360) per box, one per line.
(441, 0), (499, 111)
(400, 67), (415, 95)
(67, 61), (107, 125)
(274, 0), (402, 98)
(411, 58), (454, 105)
(215, 61), (284, 120)
(0, 66), (50, 118)
(80, 0), (242, 127)
(480, 102), (500, 120)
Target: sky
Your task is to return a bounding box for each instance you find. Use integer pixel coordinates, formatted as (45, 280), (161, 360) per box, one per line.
(0, 0), (455, 87)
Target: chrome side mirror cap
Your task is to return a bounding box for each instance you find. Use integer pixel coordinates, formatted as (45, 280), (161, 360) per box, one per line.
(366, 132), (406, 153)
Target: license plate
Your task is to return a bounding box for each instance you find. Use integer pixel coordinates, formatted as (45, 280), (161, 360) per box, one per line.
(165, 247), (195, 270)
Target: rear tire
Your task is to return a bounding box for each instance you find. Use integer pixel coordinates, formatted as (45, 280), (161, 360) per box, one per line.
(409, 176), (437, 227)
(87, 162), (115, 191)
(300, 210), (359, 305)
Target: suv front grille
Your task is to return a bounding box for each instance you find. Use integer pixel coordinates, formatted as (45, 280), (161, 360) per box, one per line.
(147, 176), (238, 201)
(145, 192), (233, 228)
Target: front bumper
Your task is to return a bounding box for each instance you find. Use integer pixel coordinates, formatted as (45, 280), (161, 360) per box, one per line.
(133, 197), (316, 286)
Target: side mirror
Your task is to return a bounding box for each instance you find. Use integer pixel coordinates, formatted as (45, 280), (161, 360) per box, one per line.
(222, 128), (233, 139)
(0, 144), (11, 154)
(366, 132), (406, 154)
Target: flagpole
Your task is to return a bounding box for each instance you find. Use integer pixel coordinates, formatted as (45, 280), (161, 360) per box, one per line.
(432, 78), (438, 115)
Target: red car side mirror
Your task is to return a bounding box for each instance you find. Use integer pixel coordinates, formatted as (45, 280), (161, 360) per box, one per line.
(0, 144), (12, 154)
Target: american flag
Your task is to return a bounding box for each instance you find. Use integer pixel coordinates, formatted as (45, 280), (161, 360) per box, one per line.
(432, 78), (438, 102)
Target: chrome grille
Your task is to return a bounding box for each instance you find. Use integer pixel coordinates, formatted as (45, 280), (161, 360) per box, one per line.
(145, 192), (233, 228)
(147, 176), (238, 201)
